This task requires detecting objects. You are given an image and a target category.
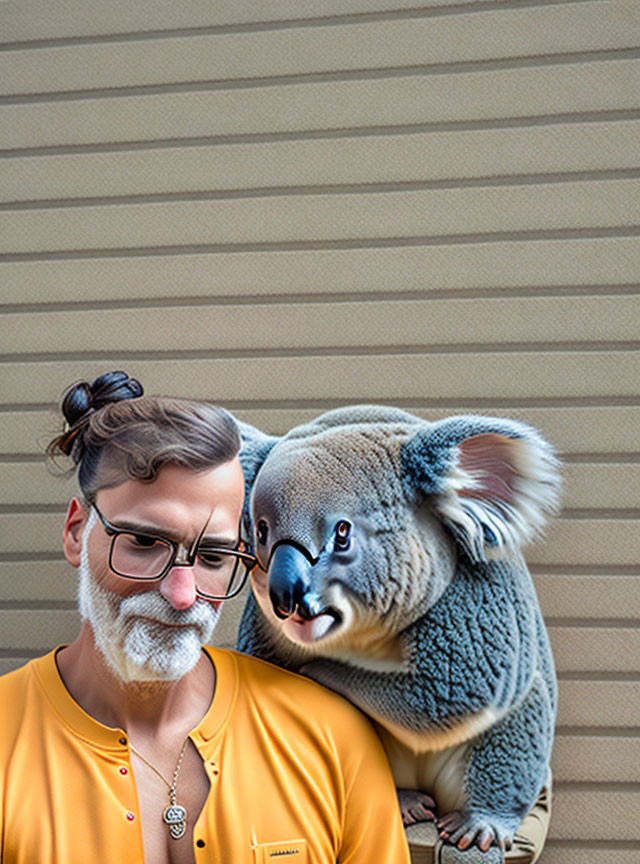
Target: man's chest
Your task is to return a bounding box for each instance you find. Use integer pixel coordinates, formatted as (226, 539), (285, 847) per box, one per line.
(133, 744), (210, 864)
(4, 727), (341, 864)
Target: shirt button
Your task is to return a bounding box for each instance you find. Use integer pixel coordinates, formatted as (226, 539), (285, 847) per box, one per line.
(120, 767), (128, 775)
(196, 839), (206, 848)
(126, 812), (136, 821)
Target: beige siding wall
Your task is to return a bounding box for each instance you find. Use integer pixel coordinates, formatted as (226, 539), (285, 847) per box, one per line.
(1, 0), (638, 860)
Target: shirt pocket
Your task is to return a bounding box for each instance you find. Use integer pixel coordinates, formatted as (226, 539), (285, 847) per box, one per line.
(252, 838), (309, 864)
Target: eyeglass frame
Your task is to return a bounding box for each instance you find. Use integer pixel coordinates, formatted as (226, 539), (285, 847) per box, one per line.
(88, 499), (258, 600)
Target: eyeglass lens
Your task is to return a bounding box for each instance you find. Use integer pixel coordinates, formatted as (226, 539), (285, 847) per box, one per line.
(110, 532), (244, 598)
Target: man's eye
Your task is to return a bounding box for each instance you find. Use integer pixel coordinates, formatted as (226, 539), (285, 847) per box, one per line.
(198, 551), (225, 568)
(131, 534), (160, 548)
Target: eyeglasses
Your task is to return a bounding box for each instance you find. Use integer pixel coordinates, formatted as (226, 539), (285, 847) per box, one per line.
(90, 502), (257, 600)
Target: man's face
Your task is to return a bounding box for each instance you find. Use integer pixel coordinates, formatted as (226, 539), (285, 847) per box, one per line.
(69, 459), (245, 683)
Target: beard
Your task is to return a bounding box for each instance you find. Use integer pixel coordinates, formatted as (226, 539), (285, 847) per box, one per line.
(78, 509), (220, 683)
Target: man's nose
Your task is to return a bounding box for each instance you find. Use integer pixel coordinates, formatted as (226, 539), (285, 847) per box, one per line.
(159, 567), (197, 610)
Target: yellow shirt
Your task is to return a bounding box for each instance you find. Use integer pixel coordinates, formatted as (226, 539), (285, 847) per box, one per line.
(0, 646), (410, 864)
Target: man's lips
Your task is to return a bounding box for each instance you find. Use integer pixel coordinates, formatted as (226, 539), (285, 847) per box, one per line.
(127, 615), (204, 630)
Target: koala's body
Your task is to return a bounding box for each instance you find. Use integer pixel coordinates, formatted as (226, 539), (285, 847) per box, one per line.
(237, 406), (559, 859)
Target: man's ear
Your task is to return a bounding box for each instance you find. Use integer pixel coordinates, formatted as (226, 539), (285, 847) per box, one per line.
(63, 497), (89, 568)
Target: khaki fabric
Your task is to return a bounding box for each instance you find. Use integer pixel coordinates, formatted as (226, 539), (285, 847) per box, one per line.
(407, 784), (551, 864)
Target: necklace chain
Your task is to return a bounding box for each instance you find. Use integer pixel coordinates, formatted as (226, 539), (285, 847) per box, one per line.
(128, 737), (190, 839)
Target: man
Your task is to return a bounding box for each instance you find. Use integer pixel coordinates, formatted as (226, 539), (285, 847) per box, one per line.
(0, 371), (410, 864)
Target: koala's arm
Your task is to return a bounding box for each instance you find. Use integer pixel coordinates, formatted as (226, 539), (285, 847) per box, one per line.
(465, 672), (554, 821)
(435, 671), (555, 852)
(299, 654), (443, 738)
(303, 572), (536, 738)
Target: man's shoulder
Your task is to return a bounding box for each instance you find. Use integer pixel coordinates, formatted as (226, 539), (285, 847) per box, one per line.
(0, 655), (38, 692)
(218, 646), (343, 699)
(0, 655), (48, 745)
(213, 647), (379, 737)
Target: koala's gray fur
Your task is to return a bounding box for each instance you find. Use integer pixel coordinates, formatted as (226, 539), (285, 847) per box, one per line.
(236, 406), (560, 859)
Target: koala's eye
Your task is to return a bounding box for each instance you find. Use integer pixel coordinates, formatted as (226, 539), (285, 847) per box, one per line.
(334, 520), (351, 552)
(256, 520), (269, 545)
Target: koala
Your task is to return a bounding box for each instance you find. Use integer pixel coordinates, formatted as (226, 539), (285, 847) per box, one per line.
(236, 406), (560, 861)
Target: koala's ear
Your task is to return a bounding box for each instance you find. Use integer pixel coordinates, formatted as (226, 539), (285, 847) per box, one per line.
(235, 419), (279, 491)
(401, 416), (561, 560)
(234, 419), (280, 543)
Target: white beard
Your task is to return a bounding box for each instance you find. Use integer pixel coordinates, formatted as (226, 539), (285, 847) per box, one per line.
(79, 510), (220, 683)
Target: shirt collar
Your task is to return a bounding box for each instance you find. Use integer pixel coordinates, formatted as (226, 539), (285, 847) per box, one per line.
(33, 645), (237, 750)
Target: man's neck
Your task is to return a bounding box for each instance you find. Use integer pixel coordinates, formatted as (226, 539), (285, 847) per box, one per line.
(56, 621), (216, 742)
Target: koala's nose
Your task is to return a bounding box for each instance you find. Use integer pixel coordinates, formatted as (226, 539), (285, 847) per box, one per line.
(268, 542), (314, 619)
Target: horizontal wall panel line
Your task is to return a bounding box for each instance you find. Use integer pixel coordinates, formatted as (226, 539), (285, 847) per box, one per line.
(558, 672), (640, 682)
(564, 452), (640, 463)
(0, 403), (54, 413)
(0, 0), (605, 51)
(4, 3), (634, 104)
(530, 565), (640, 576)
(546, 619), (640, 629)
(0, 553), (64, 563)
(555, 782), (640, 793)
(2, 284), (639, 315)
(556, 727), (640, 738)
(0, 648), (44, 658)
(0, 601), (76, 611)
(3, 226), (640, 263)
(547, 840), (640, 850)
(4, 46), (637, 106)
(3, 398), (640, 414)
(2, 341), (639, 365)
(3, 108), (638, 159)
(560, 509), (640, 520)
(4, 178), (637, 254)
(5, 119), (639, 204)
(0, 506), (65, 515)
(4, 168), (640, 211)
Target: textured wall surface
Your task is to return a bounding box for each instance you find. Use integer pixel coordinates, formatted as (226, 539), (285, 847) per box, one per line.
(1, 0), (639, 860)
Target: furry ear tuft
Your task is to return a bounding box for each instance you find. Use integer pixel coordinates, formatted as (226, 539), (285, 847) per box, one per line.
(401, 416), (561, 561)
(235, 420), (280, 542)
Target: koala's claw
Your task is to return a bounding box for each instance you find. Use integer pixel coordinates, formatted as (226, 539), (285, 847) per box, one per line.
(397, 788), (437, 826)
(437, 810), (513, 853)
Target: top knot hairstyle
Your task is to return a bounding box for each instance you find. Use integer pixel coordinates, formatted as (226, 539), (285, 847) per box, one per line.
(47, 371), (240, 500)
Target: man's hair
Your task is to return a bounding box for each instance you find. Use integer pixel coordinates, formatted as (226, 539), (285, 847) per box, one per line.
(47, 371), (240, 499)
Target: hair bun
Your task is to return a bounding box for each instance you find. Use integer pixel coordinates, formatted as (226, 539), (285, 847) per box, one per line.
(51, 371), (144, 460)
(61, 380), (93, 428)
(61, 371), (143, 427)
(88, 370), (144, 411)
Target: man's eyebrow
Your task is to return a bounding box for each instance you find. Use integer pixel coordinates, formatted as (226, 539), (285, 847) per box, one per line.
(108, 519), (237, 547)
(109, 518), (170, 536)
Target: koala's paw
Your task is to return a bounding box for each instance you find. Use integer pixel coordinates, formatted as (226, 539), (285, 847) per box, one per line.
(437, 809), (514, 853)
(397, 788), (437, 826)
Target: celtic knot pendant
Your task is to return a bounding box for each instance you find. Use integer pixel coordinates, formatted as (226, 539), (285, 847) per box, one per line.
(163, 803), (187, 840)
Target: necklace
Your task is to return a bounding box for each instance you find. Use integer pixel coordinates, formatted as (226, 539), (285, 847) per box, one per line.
(129, 738), (190, 840)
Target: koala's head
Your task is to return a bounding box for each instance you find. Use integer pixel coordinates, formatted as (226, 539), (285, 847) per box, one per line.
(238, 407), (560, 660)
